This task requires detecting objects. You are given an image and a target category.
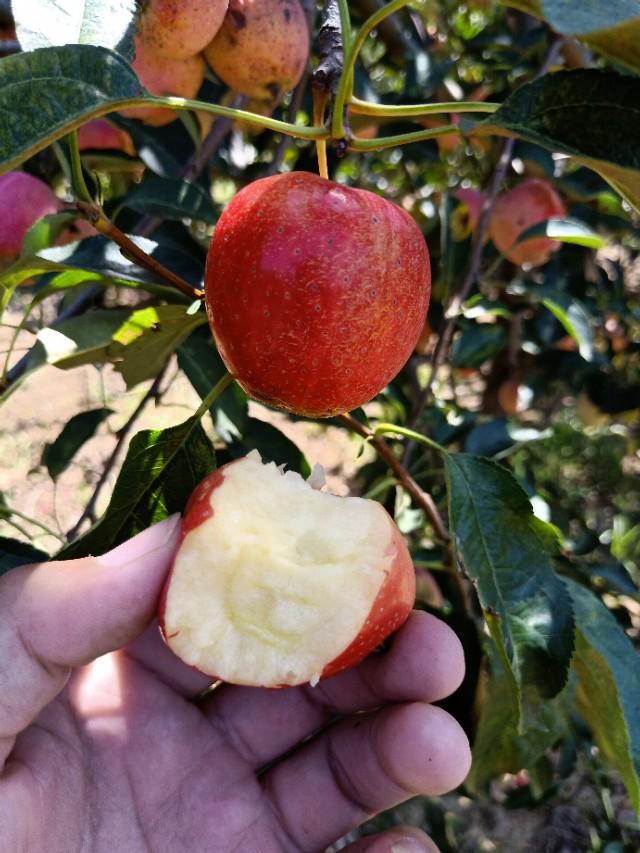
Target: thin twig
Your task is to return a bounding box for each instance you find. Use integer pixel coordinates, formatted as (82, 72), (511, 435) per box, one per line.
(76, 201), (203, 301)
(66, 366), (168, 540)
(338, 413), (450, 545)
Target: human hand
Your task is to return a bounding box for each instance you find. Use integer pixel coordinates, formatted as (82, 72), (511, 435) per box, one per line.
(0, 516), (470, 852)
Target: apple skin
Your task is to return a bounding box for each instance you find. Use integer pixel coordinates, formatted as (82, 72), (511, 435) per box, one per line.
(489, 178), (566, 267)
(203, 0), (309, 100)
(158, 459), (416, 687)
(77, 119), (135, 156)
(204, 171), (431, 417)
(138, 0), (229, 60)
(0, 171), (60, 263)
(121, 36), (205, 126)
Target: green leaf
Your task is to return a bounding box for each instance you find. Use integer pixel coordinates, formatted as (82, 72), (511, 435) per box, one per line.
(0, 45), (145, 173)
(468, 650), (568, 789)
(25, 309), (131, 372)
(539, 0), (640, 34)
(515, 218), (607, 250)
(538, 289), (594, 362)
(22, 212), (80, 256)
(451, 324), (507, 368)
(110, 305), (207, 388)
(476, 70), (640, 212)
(0, 537), (50, 574)
(501, 1), (640, 73)
(41, 408), (113, 481)
(121, 176), (218, 225)
(228, 417), (311, 478)
(178, 329), (249, 442)
(567, 579), (640, 812)
(444, 453), (575, 706)
(58, 417), (216, 559)
(14, 0), (136, 52)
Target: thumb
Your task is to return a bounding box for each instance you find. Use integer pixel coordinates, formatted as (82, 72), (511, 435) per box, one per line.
(0, 515), (181, 768)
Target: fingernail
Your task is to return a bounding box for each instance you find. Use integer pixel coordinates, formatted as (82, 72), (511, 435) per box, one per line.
(391, 841), (431, 853)
(98, 514), (181, 567)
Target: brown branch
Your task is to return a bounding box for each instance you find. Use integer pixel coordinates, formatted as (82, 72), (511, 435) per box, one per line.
(76, 201), (203, 302)
(66, 366), (168, 540)
(338, 413), (450, 545)
(312, 0), (344, 96)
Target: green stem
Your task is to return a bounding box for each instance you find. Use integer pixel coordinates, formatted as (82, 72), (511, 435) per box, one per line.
(7, 508), (65, 542)
(349, 96), (501, 118)
(332, 0), (413, 139)
(194, 371), (235, 420)
(373, 422), (448, 456)
(149, 97), (328, 140)
(67, 129), (93, 204)
(349, 124), (460, 151)
(337, 0), (352, 53)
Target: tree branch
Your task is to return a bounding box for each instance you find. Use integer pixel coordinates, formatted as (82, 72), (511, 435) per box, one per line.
(76, 201), (203, 302)
(312, 0), (344, 97)
(338, 413), (450, 545)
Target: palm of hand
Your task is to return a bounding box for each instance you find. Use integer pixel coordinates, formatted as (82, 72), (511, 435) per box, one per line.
(1, 521), (470, 853)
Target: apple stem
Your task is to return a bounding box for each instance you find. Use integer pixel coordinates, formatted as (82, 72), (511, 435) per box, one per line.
(313, 89), (330, 179)
(348, 97), (501, 118)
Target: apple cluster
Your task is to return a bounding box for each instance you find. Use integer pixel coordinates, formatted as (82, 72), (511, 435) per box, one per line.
(124, 0), (309, 127)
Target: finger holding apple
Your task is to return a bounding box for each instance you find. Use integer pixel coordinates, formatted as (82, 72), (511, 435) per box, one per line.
(159, 451), (416, 688)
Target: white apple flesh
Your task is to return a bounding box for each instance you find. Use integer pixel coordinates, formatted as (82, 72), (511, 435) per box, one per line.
(159, 451), (415, 688)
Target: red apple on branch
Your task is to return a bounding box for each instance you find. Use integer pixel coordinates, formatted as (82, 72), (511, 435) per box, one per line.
(204, 171), (431, 417)
(489, 178), (566, 267)
(203, 0), (309, 100)
(138, 0), (229, 60)
(159, 451), (416, 688)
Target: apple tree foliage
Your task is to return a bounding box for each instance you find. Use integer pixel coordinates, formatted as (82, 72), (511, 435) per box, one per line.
(0, 0), (639, 840)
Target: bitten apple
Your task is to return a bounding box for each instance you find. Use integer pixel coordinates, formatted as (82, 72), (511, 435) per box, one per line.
(489, 178), (566, 267)
(204, 171), (431, 417)
(159, 452), (415, 687)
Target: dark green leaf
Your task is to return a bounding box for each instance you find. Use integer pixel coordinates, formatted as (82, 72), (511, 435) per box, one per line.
(111, 305), (207, 388)
(0, 537), (50, 574)
(567, 579), (640, 812)
(469, 649), (568, 789)
(576, 561), (638, 595)
(451, 324), (507, 368)
(41, 408), (113, 481)
(501, 1), (640, 73)
(539, 0), (640, 34)
(0, 45), (145, 172)
(178, 329), (249, 442)
(58, 417), (216, 559)
(445, 453), (575, 704)
(121, 176), (218, 225)
(228, 417), (311, 478)
(515, 218), (607, 250)
(14, 0), (137, 51)
(477, 70), (640, 212)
